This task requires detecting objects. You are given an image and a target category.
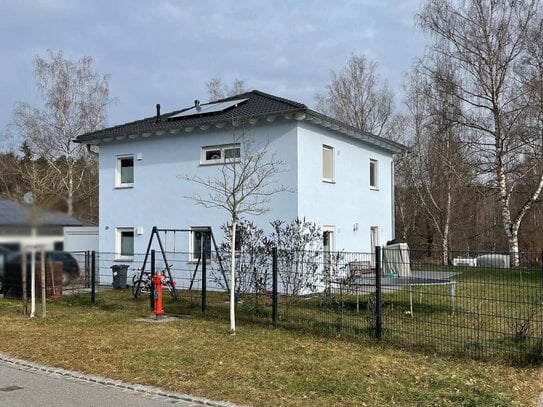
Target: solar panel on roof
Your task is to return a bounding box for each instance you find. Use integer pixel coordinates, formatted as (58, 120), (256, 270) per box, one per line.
(168, 98), (248, 120)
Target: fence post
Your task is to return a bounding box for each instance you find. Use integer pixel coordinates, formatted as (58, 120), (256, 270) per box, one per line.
(202, 238), (207, 314)
(90, 251), (96, 305)
(85, 251), (90, 288)
(375, 246), (382, 341)
(150, 250), (155, 311)
(272, 247), (278, 327)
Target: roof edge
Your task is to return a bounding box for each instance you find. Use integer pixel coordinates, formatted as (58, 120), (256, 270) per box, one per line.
(305, 109), (408, 154)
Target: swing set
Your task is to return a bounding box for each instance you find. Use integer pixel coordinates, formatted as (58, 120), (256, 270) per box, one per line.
(134, 226), (229, 301)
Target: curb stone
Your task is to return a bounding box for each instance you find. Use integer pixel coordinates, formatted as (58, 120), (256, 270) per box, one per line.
(0, 352), (249, 407)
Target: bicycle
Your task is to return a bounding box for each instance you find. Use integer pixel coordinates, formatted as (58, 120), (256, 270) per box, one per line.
(132, 266), (176, 298)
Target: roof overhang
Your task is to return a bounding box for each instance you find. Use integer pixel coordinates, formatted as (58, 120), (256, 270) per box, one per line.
(77, 109), (407, 155)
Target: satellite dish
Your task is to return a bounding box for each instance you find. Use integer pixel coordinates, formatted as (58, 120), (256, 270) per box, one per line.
(23, 192), (34, 205)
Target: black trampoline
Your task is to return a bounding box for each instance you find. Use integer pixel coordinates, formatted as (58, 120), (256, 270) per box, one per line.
(346, 275), (457, 316)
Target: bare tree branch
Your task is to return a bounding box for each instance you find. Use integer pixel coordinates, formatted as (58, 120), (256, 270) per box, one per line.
(417, 0), (543, 264)
(10, 50), (113, 216)
(180, 123), (292, 334)
(315, 54), (404, 140)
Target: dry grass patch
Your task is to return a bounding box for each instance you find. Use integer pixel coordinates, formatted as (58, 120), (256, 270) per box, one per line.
(0, 291), (541, 406)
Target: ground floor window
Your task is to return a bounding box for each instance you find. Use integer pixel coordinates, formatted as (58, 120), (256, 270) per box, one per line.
(323, 226), (335, 253)
(190, 227), (212, 262)
(116, 227), (134, 259)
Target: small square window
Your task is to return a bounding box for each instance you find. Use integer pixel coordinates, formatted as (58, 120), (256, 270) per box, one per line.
(201, 144), (240, 164)
(322, 145), (334, 182)
(116, 228), (134, 259)
(370, 159), (378, 189)
(190, 227), (212, 262)
(116, 155), (134, 187)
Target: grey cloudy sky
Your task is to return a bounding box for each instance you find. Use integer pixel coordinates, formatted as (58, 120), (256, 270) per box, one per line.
(0, 0), (427, 140)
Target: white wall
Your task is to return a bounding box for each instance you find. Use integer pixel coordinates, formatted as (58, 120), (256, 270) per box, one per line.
(98, 117), (396, 273)
(98, 120), (299, 262)
(0, 234), (61, 251)
(63, 226), (99, 252)
(296, 121), (394, 253)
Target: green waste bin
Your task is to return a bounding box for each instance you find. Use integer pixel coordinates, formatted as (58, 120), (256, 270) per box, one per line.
(111, 264), (129, 289)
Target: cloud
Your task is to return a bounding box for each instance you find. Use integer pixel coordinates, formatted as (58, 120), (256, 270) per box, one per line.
(0, 0), (427, 132)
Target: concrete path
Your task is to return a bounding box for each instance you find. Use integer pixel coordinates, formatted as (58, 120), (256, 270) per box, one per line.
(0, 353), (245, 407)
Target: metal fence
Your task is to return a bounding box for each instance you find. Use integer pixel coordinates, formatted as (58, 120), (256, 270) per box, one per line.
(59, 247), (543, 365)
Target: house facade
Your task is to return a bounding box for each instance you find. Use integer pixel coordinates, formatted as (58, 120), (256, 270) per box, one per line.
(76, 90), (406, 271)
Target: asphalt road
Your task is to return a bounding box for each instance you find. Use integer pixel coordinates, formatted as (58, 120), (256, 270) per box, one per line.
(0, 354), (242, 407)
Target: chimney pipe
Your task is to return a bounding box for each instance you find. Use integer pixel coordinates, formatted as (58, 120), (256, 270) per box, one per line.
(195, 99), (201, 111)
(155, 103), (161, 123)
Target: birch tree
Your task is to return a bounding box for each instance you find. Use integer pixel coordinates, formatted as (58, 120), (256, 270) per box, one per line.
(12, 50), (112, 216)
(403, 60), (472, 263)
(11, 142), (61, 317)
(315, 54), (404, 140)
(183, 125), (290, 334)
(418, 0), (543, 265)
(206, 78), (247, 102)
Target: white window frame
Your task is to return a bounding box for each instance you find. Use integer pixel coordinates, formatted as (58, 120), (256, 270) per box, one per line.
(370, 159), (378, 190)
(189, 226), (212, 262)
(323, 225), (336, 279)
(323, 225), (335, 252)
(116, 227), (134, 260)
(200, 144), (241, 165)
(322, 145), (335, 183)
(116, 155), (134, 188)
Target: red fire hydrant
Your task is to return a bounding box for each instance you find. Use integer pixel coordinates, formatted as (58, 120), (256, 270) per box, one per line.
(152, 274), (165, 316)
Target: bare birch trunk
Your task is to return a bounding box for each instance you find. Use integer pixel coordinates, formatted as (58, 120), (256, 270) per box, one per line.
(40, 246), (46, 317)
(442, 189), (451, 266)
(229, 219), (237, 335)
(67, 165), (74, 216)
(496, 144), (519, 266)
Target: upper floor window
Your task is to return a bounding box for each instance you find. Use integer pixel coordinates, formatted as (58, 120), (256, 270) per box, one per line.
(201, 144), (240, 165)
(322, 145), (334, 182)
(116, 155), (134, 187)
(370, 159), (378, 189)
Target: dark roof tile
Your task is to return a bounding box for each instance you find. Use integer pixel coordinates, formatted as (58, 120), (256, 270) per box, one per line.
(76, 90), (305, 143)
(76, 89), (407, 154)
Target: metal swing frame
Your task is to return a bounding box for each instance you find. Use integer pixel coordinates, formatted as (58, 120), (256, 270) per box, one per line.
(137, 226), (229, 301)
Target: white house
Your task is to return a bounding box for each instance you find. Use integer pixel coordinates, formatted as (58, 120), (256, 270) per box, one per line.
(76, 90), (407, 275)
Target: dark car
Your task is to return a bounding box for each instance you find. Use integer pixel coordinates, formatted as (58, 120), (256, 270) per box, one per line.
(2, 251), (80, 295)
(0, 246), (14, 293)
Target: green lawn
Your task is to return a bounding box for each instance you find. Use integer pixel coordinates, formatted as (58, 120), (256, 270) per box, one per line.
(0, 288), (541, 406)
(269, 266), (543, 364)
